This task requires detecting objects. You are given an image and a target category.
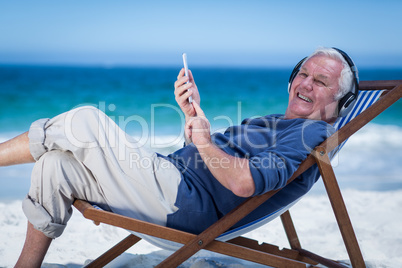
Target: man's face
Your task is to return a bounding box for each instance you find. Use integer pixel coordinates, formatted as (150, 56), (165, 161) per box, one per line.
(285, 55), (343, 123)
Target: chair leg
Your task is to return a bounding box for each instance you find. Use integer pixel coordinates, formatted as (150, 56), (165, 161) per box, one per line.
(281, 210), (301, 250)
(313, 146), (365, 268)
(84, 234), (141, 268)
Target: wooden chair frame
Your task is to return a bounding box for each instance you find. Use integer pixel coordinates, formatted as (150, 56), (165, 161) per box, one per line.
(74, 80), (402, 268)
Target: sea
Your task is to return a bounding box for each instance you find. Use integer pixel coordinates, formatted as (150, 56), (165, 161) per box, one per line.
(0, 65), (401, 201)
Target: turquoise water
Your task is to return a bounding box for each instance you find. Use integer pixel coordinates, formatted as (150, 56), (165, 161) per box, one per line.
(0, 66), (291, 135)
(1, 65), (401, 134)
(0, 65), (401, 200)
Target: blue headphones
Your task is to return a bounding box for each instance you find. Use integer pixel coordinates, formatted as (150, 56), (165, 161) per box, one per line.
(288, 47), (359, 117)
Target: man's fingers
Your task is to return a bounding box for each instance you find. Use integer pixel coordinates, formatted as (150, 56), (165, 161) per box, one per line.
(192, 101), (205, 117)
(174, 76), (189, 90)
(177, 68), (185, 80)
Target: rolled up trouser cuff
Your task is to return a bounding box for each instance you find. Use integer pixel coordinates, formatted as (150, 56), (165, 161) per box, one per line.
(28, 118), (51, 161)
(22, 195), (67, 239)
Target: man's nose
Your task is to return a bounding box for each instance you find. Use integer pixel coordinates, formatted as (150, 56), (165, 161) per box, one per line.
(299, 76), (313, 91)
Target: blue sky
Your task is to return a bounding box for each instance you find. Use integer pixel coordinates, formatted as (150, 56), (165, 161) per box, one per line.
(0, 0), (401, 67)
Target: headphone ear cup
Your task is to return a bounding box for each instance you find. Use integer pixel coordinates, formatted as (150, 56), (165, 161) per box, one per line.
(338, 91), (357, 117)
(332, 47), (359, 117)
(288, 57), (307, 93)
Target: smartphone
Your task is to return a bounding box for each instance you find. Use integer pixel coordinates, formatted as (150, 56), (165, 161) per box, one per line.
(182, 53), (193, 103)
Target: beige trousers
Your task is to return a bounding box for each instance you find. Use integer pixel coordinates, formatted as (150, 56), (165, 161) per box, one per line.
(23, 106), (181, 239)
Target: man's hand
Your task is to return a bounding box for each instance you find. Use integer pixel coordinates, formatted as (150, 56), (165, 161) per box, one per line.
(174, 68), (201, 120)
(187, 103), (255, 198)
(185, 101), (211, 147)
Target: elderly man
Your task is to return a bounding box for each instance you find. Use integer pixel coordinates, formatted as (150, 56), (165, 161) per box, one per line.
(0, 47), (357, 267)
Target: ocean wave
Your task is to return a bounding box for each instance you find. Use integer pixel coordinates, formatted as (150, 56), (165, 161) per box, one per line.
(333, 123), (402, 171)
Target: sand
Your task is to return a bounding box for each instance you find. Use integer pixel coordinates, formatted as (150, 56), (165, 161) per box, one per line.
(1, 188), (401, 267)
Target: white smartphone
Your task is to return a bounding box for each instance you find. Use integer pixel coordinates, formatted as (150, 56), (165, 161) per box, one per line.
(182, 53), (193, 103)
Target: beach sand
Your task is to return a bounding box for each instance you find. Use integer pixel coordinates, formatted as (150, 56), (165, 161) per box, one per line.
(1, 188), (401, 267)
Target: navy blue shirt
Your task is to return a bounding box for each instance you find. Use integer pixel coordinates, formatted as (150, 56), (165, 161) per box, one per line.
(162, 114), (334, 234)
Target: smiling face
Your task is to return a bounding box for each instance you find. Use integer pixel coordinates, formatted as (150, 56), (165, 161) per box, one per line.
(285, 55), (343, 123)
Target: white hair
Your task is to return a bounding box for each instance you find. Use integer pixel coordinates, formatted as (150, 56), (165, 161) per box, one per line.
(303, 47), (357, 100)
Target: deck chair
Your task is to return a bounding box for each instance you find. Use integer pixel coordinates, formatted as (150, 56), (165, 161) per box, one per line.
(73, 80), (402, 267)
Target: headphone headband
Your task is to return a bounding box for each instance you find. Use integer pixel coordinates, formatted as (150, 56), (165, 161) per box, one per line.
(288, 47), (359, 117)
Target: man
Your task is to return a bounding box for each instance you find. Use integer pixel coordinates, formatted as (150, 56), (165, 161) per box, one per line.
(0, 47), (356, 267)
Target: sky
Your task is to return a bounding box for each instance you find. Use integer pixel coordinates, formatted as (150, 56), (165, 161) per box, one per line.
(0, 0), (401, 67)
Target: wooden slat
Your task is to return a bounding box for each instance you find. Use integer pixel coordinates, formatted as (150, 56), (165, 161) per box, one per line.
(359, 80), (402, 90)
(74, 199), (191, 243)
(228, 236), (316, 265)
(297, 248), (348, 268)
(204, 238), (309, 268)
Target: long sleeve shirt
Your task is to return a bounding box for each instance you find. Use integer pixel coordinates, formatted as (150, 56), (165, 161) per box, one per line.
(162, 114), (334, 234)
